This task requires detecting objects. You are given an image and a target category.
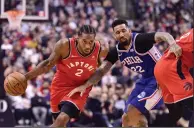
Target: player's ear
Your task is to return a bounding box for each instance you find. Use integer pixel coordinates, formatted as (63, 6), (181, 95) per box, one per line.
(113, 31), (117, 40)
(128, 28), (131, 33)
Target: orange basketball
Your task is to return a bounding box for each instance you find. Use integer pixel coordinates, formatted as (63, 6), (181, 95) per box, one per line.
(4, 72), (27, 96)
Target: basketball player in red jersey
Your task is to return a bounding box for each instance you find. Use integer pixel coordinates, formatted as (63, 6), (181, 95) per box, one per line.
(154, 29), (193, 126)
(24, 25), (108, 127)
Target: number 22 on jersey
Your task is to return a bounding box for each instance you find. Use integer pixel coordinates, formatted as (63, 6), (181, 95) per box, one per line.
(75, 69), (83, 77)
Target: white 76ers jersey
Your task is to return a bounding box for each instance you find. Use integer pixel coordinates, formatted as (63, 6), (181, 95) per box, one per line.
(117, 33), (162, 78)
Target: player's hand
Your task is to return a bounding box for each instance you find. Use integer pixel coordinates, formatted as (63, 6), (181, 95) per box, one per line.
(67, 85), (87, 97)
(166, 43), (182, 59)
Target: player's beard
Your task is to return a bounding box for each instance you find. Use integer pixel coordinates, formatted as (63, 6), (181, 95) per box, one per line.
(119, 39), (130, 48)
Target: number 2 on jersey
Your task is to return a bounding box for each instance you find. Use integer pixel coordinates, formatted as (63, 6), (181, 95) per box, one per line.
(75, 69), (83, 77)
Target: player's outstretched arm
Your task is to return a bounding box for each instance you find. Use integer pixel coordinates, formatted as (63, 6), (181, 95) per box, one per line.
(135, 32), (182, 58)
(67, 60), (113, 97)
(25, 38), (69, 80)
(85, 61), (113, 85)
(84, 45), (118, 87)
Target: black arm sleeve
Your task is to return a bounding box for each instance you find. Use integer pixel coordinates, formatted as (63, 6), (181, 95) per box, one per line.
(104, 47), (118, 64)
(135, 33), (156, 53)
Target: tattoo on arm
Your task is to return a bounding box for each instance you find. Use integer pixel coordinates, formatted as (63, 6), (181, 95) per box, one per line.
(85, 61), (113, 86)
(25, 57), (57, 80)
(155, 32), (176, 45)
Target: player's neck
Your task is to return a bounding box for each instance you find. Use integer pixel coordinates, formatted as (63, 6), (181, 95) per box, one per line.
(124, 37), (132, 50)
(124, 44), (130, 50)
(118, 39), (132, 50)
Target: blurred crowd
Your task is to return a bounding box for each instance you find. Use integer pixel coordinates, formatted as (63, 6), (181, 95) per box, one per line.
(1, 0), (193, 127)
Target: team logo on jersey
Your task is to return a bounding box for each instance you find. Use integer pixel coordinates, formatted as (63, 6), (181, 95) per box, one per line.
(66, 62), (95, 71)
(121, 56), (143, 65)
(183, 82), (192, 91)
(154, 53), (161, 60)
(137, 91), (146, 99)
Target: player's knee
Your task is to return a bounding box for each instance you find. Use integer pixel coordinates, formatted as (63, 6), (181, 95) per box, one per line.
(52, 112), (60, 122)
(122, 113), (128, 123)
(126, 105), (148, 127)
(136, 115), (148, 127)
(55, 112), (70, 126)
(126, 105), (142, 116)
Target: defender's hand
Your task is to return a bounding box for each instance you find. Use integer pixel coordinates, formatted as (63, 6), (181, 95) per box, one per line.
(67, 85), (87, 97)
(166, 43), (182, 59)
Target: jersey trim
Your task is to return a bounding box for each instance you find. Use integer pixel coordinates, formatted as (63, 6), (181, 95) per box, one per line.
(75, 39), (96, 58)
(138, 89), (158, 101)
(147, 47), (161, 62)
(148, 52), (157, 62)
(142, 89), (163, 110)
(164, 95), (193, 104)
(51, 110), (60, 113)
(64, 100), (80, 110)
(63, 38), (71, 60)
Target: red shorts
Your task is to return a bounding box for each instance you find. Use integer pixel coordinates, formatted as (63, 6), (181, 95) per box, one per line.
(50, 85), (92, 113)
(154, 55), (193, 104)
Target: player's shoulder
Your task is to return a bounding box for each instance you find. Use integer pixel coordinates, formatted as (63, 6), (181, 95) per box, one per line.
(132, 32), (143, 41)
(56, 38), (70, 48)
(176, 28), (193, 42)
(58, 38), (69, 46)
(54, 38), (70, 54)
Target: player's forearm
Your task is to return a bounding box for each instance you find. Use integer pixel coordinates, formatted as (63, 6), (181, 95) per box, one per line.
(155, 32), (176, 45)
(84, 61), (113, 87)
(25, 60), (52, 80)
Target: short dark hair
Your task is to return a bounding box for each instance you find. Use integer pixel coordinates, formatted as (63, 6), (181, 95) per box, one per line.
(78, 25), (96, 36)
(112, 19), (128, 29)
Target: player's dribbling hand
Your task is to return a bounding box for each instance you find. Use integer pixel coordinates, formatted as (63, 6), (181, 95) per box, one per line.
(166, 43), (182, 59)
(67, 85), (87, 97)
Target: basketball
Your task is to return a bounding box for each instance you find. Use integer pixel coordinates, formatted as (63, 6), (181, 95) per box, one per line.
(4, 72), (27, 96)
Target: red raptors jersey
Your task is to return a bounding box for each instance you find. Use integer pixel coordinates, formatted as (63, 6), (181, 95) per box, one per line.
(163, 29), (193, 69)
(51, 38), (100, 89)
(176, 29), (193, 69)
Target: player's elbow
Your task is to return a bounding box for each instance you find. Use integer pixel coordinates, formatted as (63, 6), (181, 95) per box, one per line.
(41, 59), (55, 72)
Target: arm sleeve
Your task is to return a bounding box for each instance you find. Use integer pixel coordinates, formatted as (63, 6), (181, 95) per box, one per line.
(135, 33), (156, 53)
(104, 47), (118, 64)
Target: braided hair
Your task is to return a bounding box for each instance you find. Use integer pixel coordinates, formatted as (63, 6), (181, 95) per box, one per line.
(78, 25), (96, 36)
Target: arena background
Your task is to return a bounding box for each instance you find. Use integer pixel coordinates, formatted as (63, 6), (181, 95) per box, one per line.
(0, 0), (193, 127)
